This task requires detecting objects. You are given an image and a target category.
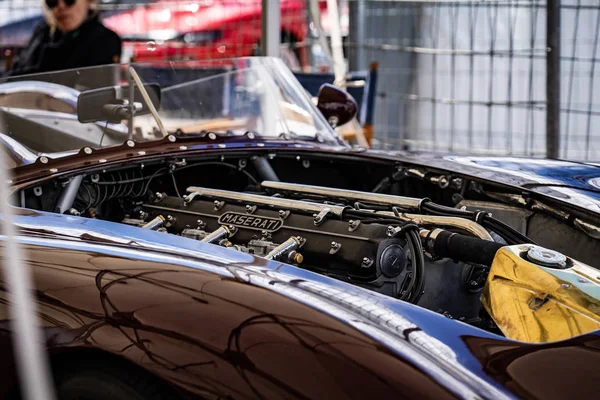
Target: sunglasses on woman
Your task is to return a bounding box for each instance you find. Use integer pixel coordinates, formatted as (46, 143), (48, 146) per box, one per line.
(45, 0), (76, 9)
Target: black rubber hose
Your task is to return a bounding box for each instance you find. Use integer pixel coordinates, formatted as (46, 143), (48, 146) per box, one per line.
(407, 229), (425, 303)
(481, 215), (535, 245)
(422, 201), (472, 218)
(480, 220), (522, 245)
(431, 230), (504, 266)
(422, 200), (535, 245)
(400, 229), (418, 302)
(252, 156), (279, 182)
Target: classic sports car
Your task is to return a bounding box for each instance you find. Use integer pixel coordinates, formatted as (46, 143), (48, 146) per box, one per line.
(0, 57), (599, 399)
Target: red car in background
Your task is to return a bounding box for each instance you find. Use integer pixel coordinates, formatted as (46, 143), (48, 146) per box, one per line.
(101, 0), (343, 70)
(0, 0), (347, 73)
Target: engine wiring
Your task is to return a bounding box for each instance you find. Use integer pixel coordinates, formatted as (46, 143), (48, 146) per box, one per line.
(72, 161), (260, 215)
(171, 172), (182, 198)
(371, 167), (536, 245)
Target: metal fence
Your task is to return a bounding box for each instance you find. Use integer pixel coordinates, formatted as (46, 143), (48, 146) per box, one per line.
(348, 0), (600, 161)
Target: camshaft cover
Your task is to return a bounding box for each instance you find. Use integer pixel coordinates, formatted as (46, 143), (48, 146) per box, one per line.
(141, 193), (412, 298)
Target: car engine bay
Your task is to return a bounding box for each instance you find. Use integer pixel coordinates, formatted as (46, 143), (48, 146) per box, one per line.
(15, 151), (600, 340)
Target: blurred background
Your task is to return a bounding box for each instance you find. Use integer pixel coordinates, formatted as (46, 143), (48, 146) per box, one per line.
(1, 0), (598, 161)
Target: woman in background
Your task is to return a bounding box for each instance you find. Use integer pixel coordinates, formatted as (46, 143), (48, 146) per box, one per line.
(7, 0), (121, 76)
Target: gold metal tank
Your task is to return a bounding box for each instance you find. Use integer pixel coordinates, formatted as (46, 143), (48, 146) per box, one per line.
(482, 245), (600, 343)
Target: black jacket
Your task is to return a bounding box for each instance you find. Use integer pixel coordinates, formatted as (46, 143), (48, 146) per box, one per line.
(7, 13), (122, 77)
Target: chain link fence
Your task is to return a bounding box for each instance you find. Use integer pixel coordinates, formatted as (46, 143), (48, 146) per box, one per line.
(348, 0), (600, 161)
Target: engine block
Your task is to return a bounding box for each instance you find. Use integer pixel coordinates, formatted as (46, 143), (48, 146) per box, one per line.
(119, 184), (499, 321)
(138, 191), (412, 298)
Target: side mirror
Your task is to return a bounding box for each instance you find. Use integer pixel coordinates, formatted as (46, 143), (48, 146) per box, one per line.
(77, 83), (161, 123)
(316, 83), (358, 128)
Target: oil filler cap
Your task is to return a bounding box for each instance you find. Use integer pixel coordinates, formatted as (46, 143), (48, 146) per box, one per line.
(379, 244), (407, 278)
(526, 246), (568, 269)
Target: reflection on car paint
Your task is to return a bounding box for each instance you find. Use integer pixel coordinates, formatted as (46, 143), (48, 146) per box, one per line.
(5, 207), (523, 398)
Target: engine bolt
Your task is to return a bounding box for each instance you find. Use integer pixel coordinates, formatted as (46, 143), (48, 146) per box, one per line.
(348, 220), (361, 231)
(330, 241), (342, 255)
(214, 200), (225, 210)
(438, 175), (449, 188)
(196, 219), (205, 229)
(362, 257), (373, 268)
(154, 192), (164, 202)
(278, 210), (287, 218)
(289, 251), (304, 264)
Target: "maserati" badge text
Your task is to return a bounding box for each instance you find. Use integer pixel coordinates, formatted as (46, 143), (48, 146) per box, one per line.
(218, 212), (284, 232)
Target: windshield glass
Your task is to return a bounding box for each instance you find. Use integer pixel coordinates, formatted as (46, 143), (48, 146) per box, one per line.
(0, 57), (339, 156)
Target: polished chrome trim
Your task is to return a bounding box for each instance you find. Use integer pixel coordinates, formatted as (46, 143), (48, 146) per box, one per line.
(201, 225), (232, 243)
(261, 181), (491, 240)
(261, 180), (422, 210)
(265, 236), (302, 260)
(142, 215), (165, 230)
(390, 213), (493, 241)
(186, 186), (346, 217)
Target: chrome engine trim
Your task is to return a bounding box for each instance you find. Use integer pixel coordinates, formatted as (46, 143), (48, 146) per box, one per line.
(186, 186), (346, 218)
(261, 180), (422, 210)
